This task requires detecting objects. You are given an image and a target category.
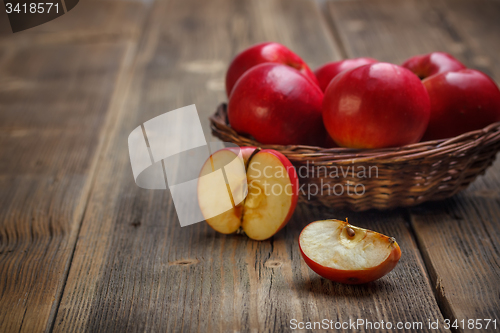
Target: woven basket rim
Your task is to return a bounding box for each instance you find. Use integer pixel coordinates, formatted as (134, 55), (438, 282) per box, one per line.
(210, 103), (500, 165)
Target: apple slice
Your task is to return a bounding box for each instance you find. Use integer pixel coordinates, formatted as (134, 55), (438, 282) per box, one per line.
(198, 147), (298, 240)
(299, 219), (401, 284)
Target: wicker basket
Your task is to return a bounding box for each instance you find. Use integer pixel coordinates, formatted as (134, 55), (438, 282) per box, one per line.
(210, 103), (500, 211)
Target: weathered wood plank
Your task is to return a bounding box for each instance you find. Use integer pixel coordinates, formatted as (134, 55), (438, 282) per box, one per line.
(326, 0), (500, 329)
(410, 180), (500, 331)
(54, 0), (447, 331)
(439, 0), (500, 82)
(325, 0), (468, 65)
(0, 1), (146, 332)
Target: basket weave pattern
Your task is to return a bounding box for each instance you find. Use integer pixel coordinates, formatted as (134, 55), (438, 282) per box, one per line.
(210, 104), (500, 211)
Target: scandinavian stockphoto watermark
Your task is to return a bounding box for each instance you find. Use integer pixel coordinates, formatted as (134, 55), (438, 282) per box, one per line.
(127, 105), (378, 227)
(246, 160), (378, 201)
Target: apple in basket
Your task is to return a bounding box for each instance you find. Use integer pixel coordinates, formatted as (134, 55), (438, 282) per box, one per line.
(322, 62), (430, 148)
(420, 69), (500, 140)
(401, 51), (466, 79)
(402, 52), (500, 140)
(225, 42), (319, 97)
(314, 57), (378, 92)
(228, 63), (326, 146)
(299, 219), (401, 284)
(197, 146), (298, 240)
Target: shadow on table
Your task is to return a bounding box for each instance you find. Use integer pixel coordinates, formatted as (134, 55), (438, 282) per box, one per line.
(295, 275), (394, 298)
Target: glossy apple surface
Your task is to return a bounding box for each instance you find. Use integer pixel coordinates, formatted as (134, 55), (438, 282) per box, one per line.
(225, 42), (319, 97)
(229, 63), (326, 146)
(314, 57), (378, 92)
(322, 63), (430, 148)
(198, 147), (298, 240)
(299, 219), (401, 284)
(401, 52), (465, 79)
(421, 69), (500, 141)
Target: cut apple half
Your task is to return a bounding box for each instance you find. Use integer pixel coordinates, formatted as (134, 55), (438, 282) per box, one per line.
(197, 147), (298, 240)
(299, 219), (401, 284)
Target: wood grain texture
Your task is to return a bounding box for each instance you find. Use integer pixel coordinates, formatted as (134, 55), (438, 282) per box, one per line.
(410, 177), (500, 331)
(0, 1), (146, 332)
(325, 0), (500, 329)
(52, 0), (447, 331)
(326, 0), (469, 65)
(438, 0), (500, 82)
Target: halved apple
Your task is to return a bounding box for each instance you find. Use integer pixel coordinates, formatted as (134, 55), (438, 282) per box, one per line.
(197, 147), (298, 240)
(299, 219), (401, 284)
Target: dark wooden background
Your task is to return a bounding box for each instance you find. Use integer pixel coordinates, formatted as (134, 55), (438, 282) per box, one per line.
(0, 0), (499, 332)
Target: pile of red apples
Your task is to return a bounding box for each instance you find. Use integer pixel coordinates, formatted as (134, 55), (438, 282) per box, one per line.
(197, 42), (500, 284)
(227, 42), (500, 148)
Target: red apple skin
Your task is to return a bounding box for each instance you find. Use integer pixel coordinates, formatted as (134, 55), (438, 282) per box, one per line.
(322, 63), (431, 149)
(299, 237), (401, 285)
(225, 42), (319, 97)
(314, 57), (378, 92)
(421, 69), (500, 141)
(401, 52), (466, 79)
(228, 63), (326, 146)
(260, 149), (299, 233)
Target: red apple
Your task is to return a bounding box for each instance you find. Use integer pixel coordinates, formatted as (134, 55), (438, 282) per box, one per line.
(421, 69), (500, 141)
(228, 63), (326, 146)
(198, 147), (298, 240)
(299, 219), (401, 284)
(401, 52), (466, 79)
(225, 42), (319, 97)
(322, 63), (430, 148)
(314, 57), (378, 92)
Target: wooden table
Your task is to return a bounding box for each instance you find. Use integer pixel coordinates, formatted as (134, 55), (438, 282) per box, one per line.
(1, 0), (499, 331)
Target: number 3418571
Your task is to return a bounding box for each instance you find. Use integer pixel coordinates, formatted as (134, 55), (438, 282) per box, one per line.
(444, 319), (497, 330)
(5, 3), (59, 14)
